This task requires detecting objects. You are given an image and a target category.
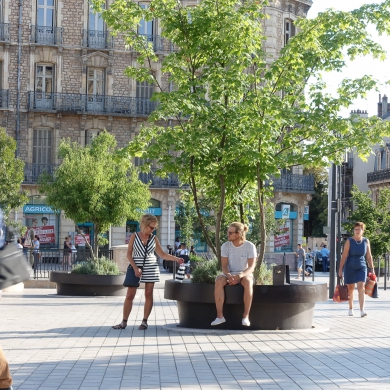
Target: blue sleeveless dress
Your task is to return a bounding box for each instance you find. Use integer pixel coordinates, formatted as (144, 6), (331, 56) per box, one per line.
(344, 237), (367, 284)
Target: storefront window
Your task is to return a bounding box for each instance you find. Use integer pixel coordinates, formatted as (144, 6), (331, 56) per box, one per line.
(23, 212), (59, 249)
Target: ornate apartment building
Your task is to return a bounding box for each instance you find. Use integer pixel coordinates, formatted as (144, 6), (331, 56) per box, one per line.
(2, 0), (313, 253)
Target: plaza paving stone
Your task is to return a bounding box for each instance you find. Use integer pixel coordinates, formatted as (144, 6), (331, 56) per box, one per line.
(1, 272), (390, 389)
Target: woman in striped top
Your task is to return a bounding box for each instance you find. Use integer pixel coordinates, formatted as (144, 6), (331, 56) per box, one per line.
(113, 214), (183, 330)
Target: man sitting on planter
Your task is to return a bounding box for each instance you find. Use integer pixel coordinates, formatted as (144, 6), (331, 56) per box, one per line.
(211, 222), (257, 327)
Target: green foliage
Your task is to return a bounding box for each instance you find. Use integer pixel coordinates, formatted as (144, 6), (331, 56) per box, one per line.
(0, 128), (28, 217)
(304, 167), (328, 237)
(253, 262), (276, 286)
(344, 186), (390, 260)
(39, 131), (151, 257)
(191, 259), (220, 284)
(95, 0), (390, 266)
(71, 257), (121, 275)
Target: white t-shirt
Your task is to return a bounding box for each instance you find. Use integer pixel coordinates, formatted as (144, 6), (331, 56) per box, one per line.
(221, 241), (257, 273)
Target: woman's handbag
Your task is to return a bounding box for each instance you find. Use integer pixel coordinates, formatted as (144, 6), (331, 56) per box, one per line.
(333, 278), (349, 302)
(365, 278), (376, 297)
(123, 235), (151, 288)
(0, 245), (31, 290)
(175, 264), (186, 282)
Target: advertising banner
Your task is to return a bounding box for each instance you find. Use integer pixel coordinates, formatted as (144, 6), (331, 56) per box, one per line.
(34, 225), (56, 245)
(75, 234), (90, 245)
(274, 226), (290, 248)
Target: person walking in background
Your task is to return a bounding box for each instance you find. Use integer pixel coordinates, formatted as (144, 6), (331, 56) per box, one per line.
(339, 222), (375, 317)
(295, 244), (306, 279)
(305, 248), (314, 275)
(190, 245), (196, 257)
(112, 214), (183, 331)
(211, 222), (257, 327)
(32, 235), (40, 269)
(178, 242), (191, 279)
(63, 236), (72, 267)
(320, 244), (330, 272)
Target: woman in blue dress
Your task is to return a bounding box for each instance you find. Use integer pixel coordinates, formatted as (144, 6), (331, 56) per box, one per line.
(339, 222), (375, 317)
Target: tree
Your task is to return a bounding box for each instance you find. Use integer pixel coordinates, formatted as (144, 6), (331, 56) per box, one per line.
(0, 127), (28, 222)
(344, 185), (390, 262)
(304, 167), (328, 237)
(94, 0), (390, 267)
(39, 131), (151, 258)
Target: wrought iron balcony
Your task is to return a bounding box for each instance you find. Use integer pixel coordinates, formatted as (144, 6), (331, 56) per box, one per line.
(0, 23), (10, 42)
(28, 92), (157, 116)
(24, 163), (58, 184)
(82, 29), (114, 49)
(0, 89), (9, 108)
(266, 173), (315, 194)
(139, 169), (181, 188)
(133, 34), (178, 53)
(367, 169), (390, 183)
(31, 25), (63, 46)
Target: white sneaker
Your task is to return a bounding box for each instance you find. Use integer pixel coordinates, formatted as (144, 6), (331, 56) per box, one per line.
(242, 318), (250, 326)
(211, 317), (226, 326)
(348, 309), (354, 316)
(361, 311), (367, 317)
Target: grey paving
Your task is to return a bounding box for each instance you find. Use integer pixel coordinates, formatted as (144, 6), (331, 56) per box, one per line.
(1, 271), (390, 389)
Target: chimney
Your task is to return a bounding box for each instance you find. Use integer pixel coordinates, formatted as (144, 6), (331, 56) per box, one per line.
(382, 94), (388, 118)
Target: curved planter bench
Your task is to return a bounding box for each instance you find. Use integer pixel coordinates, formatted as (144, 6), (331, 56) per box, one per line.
(50, 271), (127, 296)
(164, 279), (327, 330)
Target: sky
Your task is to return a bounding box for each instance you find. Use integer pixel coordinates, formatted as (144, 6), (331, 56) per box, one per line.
(307, 0), (390, 117)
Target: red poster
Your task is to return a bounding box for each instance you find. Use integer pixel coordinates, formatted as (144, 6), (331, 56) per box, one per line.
(34, 225), (56, 245)
(75, 234), (90, 245)
(274, 227), (290, 248)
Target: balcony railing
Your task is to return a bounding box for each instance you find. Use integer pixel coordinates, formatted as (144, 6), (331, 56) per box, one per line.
(139, 169), (181, 188)
(266, 174), (315, 193)
(0, 89), (9, 108)
(0, 23), (10, 42)
(82, 29), (114, 49)
(31, 25), (63, 45)
(24, 163), (58, 184)
(28, 92), (157, 116)
(132, 34), (178, 53)
(367, 169), (390, 183)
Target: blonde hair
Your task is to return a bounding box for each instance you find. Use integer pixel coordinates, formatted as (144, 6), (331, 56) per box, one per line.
(229, 222), (249, 240)
(354, 221), (366, 232)
(140, 214), (158, 231)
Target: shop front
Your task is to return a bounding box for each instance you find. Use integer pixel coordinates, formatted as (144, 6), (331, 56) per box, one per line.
(23, 204), (60, 249)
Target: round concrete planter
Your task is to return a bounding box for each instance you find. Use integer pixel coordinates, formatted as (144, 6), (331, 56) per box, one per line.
(164, 279), (327, 330)
(50, 271), (126, 296)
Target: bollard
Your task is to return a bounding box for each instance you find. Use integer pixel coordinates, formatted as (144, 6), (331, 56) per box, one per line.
(283, 252), (286, 266)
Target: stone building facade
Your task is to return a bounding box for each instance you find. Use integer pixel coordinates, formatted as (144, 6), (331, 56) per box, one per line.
(2, 0), (313, 254)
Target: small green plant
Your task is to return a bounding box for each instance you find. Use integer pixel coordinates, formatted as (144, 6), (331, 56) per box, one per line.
(253, 262), (276, 285)
(71, 257), (122, 275)
(374, 257), (385, 268)
(191, 259), (220, 284)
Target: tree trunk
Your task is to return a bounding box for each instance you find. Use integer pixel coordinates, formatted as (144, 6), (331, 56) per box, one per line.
(215, 173), (226, 267)
(255, 163), (267, 268)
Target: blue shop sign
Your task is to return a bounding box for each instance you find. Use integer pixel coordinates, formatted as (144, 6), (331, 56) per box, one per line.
(144, 207), (162, 216)
(23, 205), (59, 214)
(275, 211), (298, 219)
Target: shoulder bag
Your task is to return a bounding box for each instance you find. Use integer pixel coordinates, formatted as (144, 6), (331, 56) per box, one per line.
(333, 278), (349, 302)
(123, 234), (151, 288)
(0, 245), (31, 290)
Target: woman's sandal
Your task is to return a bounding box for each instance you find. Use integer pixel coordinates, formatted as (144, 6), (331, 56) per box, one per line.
(112, 320), (127, 330)
(138, 320), (148, 330)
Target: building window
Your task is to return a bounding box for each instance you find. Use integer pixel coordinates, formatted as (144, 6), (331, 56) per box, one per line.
(35, 64), (54, 109)
(33, 128), (52, 165)
(87, 1), (107, 48)
(85, 130), (100, 145)
(37, 0), (55, 27)
(136, 80), (154, 115)
(138, 4), (154, 38)
(87, 67), (105, 111)
(284, 19), (295, 45)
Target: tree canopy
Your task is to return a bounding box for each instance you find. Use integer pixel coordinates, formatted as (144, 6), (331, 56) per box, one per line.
(93, 0), (390, 264)
(344, 185), (390, 261)
(39, 131), (151, 257)
(0, 128), (27, 218)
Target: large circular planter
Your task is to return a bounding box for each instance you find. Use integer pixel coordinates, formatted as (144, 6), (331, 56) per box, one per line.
(164, 279), (327, 330)
(50, 271), (127, 296)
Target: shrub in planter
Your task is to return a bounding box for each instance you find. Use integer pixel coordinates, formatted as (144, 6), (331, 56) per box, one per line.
(191, 259), (220, 284)
(71, 257), (122, 276)
(253, 262), (276, 285)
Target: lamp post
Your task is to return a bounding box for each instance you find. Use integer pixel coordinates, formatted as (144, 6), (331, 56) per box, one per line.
(329, 163), (337, 299)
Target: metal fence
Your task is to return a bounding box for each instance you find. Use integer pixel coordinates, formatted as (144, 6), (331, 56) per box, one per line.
(25, 248), (113, 279)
